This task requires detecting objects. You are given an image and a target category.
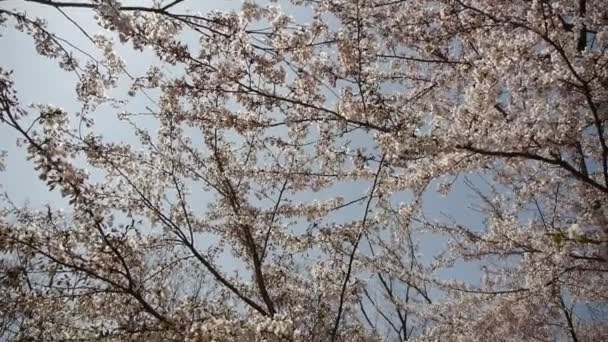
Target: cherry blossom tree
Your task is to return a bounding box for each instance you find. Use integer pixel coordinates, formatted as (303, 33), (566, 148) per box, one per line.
(1, 0), (607, 340)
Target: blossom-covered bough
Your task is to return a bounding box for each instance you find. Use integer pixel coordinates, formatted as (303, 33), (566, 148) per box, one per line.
(1, 0), (607, 340)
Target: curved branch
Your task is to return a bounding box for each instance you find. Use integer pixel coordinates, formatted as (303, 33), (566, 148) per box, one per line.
(331, 154), (385, 341)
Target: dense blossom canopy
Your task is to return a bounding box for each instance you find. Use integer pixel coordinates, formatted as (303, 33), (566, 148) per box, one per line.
(1, 0), (607, 340)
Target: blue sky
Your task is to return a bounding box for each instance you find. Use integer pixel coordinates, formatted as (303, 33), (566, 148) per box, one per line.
(0, 0), (488, 293)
